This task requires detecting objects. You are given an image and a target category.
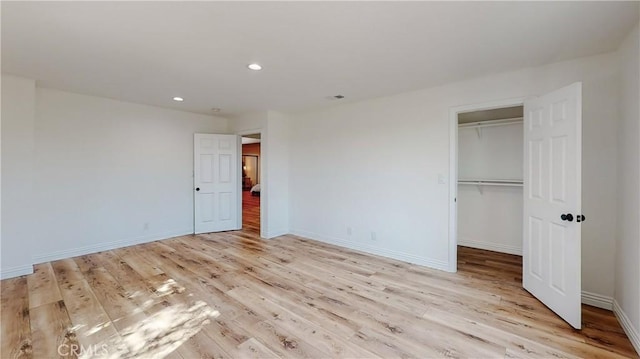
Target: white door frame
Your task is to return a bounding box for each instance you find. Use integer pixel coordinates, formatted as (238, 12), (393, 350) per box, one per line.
(237, 129), (267, 239)
(448, 97), (525, 272)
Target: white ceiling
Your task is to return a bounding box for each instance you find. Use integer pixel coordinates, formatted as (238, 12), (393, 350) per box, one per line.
(2, 2), (638, 116)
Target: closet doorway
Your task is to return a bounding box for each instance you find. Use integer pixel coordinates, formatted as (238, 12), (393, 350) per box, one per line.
(453, 104), (526, 311)
(456, 105), (524, 256)
(449, 98), (526, 274)
(449, 83), (584, 329)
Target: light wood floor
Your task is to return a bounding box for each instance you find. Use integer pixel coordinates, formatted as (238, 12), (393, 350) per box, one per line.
(1, 231), (637, 358)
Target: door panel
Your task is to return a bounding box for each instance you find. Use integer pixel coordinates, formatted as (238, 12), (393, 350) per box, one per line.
(529, 139), (544, 199)
(549, 224), (567, 293)
(200, 155), (214, 183)
(523, 82), (582, 329)
(550, 136), (567, 203)
(219, 154), (232, 183)
(529, 216), (543, 280)
(219, 192), (232, 220)
(194, 134), (241, 233)
(201, 193), (215, 223)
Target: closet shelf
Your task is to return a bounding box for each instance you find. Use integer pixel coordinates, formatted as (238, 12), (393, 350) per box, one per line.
(458, 179), (523, 195)
(458, 179), (523, 187)
(459, 117), (523, 138)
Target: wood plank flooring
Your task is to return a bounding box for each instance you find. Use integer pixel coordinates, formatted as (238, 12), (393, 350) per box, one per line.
(242, 190), (260, 234)
(1, 232), (637, 358)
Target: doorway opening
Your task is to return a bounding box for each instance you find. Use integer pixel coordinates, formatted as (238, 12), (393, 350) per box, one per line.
(450, 84), (584, 330)
(454, 104), (525, 285)
(241, 134), (261, 234)
(449, 99), (524, 272)
(456, 105), (524, 254)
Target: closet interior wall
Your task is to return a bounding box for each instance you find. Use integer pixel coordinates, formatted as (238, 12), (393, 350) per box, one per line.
(457, 115), (524, 255)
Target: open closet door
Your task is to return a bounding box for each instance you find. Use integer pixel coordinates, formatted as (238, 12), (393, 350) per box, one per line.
(523, 82), (582, 329)
(194, 134), (241, 234)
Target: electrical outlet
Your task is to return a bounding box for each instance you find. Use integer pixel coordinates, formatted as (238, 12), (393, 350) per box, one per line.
(144, 222), (149, 230)
(347, 227), (352, 235)
(370, 232), (377, 241)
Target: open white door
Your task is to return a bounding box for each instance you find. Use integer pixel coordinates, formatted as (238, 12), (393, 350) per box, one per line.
(194, 134), (241, 234)
(523, 82), (582, 329)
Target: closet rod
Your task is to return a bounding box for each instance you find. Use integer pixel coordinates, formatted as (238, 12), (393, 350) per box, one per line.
(458, 117), (523, 129)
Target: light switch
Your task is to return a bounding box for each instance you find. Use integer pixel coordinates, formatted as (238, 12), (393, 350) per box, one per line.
(438, 174), (447, 184)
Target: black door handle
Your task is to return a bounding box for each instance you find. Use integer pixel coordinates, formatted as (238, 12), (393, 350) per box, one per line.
(195, 188), (200, 191)
(577, 214), (586, 222)
(561, 213), (574, 222)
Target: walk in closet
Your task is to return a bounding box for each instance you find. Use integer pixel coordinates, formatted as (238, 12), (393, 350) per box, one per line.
(457, 106), (524, 255)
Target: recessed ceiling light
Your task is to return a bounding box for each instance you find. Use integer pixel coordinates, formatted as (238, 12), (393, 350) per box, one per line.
(173, 97), (184, 102)
(334, 95), (345, 99)
(211, 108), (221, 112)
(247, 63), (262, 71)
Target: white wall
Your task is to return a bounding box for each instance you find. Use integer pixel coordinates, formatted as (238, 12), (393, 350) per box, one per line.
(30, 88), (228, 263)
(289, 52), (620, 299)
(264, 111), (290, 238)
(229, 112), (268, 135)
(1, 74), (36, 278)
(458, 124), (523, 181)
(458, 123), (523, 255)
(229, 111), (290, 239)
(615, 22), (640, 354)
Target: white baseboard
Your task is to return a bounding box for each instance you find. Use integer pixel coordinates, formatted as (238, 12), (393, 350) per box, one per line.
(31, 229), (194, 264)
(458, 238), (522, 256)
(0, 264), (34, 280)
(290, 229), (450, 271)
(613, 300), (640, 355)
(265, 228), (289, 239)
(581, 291), (613, 310)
